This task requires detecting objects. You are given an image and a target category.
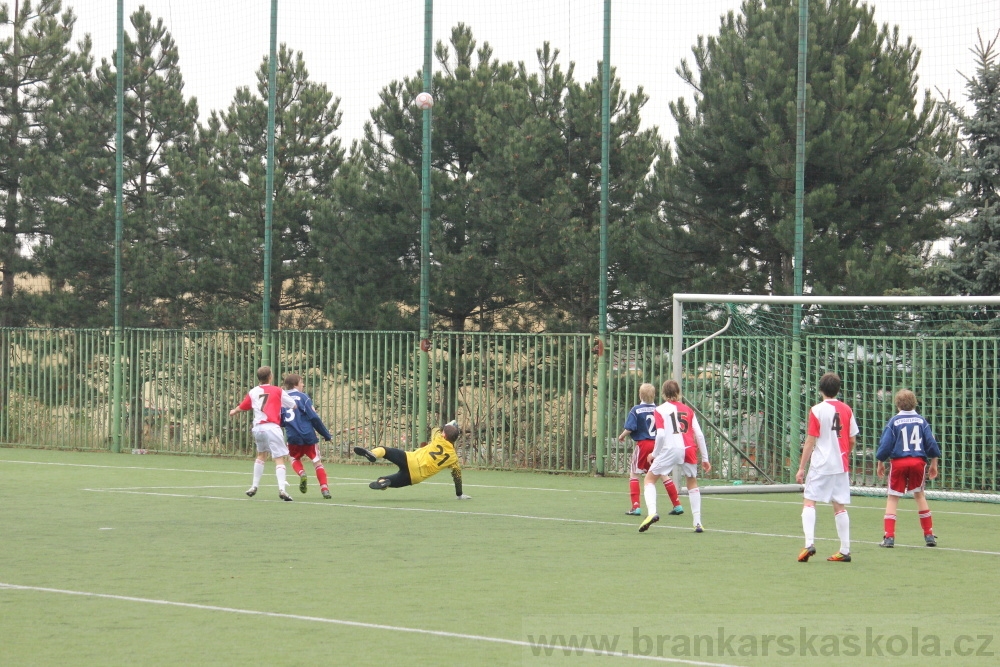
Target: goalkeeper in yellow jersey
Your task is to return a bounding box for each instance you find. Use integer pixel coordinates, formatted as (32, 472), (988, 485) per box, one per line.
(354, 422), (470, 499)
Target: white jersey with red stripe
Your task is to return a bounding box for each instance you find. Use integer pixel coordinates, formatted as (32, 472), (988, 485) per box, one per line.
(806, 398), (858, 475)
(668, 400), (708, 464)
(238, 384), (295, 430)
(651, 401), (686, 463)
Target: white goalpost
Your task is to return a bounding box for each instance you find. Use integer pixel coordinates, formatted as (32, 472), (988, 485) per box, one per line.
(671, 293), (1000, 503)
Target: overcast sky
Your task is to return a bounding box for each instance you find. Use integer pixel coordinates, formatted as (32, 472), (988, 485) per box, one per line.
(64, 1), (1000, 147)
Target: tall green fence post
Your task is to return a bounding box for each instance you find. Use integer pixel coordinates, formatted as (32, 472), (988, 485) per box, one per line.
(261, 0), (279, 368)
(595, 0), (612, 475)
(417, 0), (433, 444)
(789, 0), (809, 480)
(111, 0), (125, 453)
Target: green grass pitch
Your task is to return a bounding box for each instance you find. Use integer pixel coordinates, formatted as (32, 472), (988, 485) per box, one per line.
(2, 448), (999, 666)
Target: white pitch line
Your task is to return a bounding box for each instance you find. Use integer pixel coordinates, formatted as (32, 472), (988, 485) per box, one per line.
(82, 487), (1000, 557)
(7, 456), (1000, 521)
(700, 494), (1000, 518)
(7, 459), (1000, 517)
(0, 582), (744, 667)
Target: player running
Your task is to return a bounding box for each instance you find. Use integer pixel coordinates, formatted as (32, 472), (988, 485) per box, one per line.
(662, 380), (712, 532)
(230, 366), (297, 501)
(638, 382), (688, 533)
(619, 383), (685, 517)
(281, 374), (334, 499)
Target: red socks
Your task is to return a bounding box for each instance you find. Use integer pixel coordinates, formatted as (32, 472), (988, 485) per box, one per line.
(315, 462), (329, 488)
(629, 478), (640, 508)
(291, 459), (305, 477)
(884, 512), (933, 537)
(664, 479), (681, 507)
(884, 514), (896, 538)
(919, 511), (933, 536)
(630, 478), (680, 508)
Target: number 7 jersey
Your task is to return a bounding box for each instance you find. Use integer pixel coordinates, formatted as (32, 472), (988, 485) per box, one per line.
(407, 428), (461, 484)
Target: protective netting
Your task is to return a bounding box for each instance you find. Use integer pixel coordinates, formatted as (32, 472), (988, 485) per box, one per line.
(684, 302), (1000, 338)
(66, 1), (1000, 151)
(678, 298), (1000, 498)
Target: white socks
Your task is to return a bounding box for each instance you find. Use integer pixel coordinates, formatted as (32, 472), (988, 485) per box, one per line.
(689, 487), (702, 526)
(252, 460), (264, 488)
(275, 464), (287, 492)
(835, 510), (850, 555)
(801, 505), (850, 554)
(802, 505), (816, 547)
(643, 482), (658, 517)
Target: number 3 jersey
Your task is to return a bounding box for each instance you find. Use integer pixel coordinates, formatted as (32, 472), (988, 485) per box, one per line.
(407, 428), (461, 485)
(876, 410), (941, 462)
(806, 399), (859, 475)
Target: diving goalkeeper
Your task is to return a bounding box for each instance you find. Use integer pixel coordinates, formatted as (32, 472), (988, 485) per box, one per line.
(354, 422), (470, 499)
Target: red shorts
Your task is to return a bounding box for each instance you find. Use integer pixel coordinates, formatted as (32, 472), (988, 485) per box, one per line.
(888, 457), (927, 496)
(288, 443), (319, 460)
(629, 439), (656, 475)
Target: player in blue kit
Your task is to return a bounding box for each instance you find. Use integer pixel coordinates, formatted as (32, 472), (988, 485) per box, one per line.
(876, 389), (941, 547)
(281, 374), (334, 499)
(618, 383), (683, 516)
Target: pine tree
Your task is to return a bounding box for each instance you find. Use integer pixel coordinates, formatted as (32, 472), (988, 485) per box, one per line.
(318, 24), (525, 331)
(498, 47), (661, 332)
(36, 7), (199, 327)
(329, 25), (660, 333)
(654, 0), (955, 297)
(174, 45), (344, 329)
(0, 0), (85, 326)
(929, 32), (1000, 297)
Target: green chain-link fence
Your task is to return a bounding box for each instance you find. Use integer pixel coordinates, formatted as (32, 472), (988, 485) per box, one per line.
(2, 327), (997, 493)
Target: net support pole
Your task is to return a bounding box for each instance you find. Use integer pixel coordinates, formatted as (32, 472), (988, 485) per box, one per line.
(261, 0), (278, 368)
(672, 296), (683, 384)
(417, 0), (433, 445)
(595, 0), (611, 476)
(111, 0), (125, 454)
(788, 0), (809, 482)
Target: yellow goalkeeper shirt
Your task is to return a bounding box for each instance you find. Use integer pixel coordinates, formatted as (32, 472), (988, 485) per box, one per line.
(407, 429), (461, 485)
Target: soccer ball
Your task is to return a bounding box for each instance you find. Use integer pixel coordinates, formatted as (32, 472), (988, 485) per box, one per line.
(415, 92), (434, 110)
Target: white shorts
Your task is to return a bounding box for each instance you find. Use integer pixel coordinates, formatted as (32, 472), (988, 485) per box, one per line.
(253, 425), (289, 458)
(803, 471), (851, 505)
(648, 445), (685, 476)
(679, 462), (699, 478)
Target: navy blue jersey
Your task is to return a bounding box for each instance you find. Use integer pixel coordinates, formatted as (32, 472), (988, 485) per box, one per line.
(622, 402), (657, 441)
(281, 390), (332, 445)
(876, 411), (941, 461)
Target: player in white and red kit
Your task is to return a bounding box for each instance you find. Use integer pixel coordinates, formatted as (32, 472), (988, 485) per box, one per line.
(230, 366), (297, 501)
(795, 372), (858, 562)
(663, 381), (712, 532)
(638, 382), (688, 533)
(618, 383), (684, 517)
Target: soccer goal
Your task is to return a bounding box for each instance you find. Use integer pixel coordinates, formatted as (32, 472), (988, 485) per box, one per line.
(672, 294), (1000, 503)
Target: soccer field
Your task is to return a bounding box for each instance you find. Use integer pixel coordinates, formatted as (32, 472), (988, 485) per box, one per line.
(2, 449), (998, 667)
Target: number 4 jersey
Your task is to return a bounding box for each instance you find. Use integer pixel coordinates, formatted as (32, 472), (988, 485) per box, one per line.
(407, 428), (461, 484)
(806, 399), (859, 475)
(876, 410), (941, 462)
